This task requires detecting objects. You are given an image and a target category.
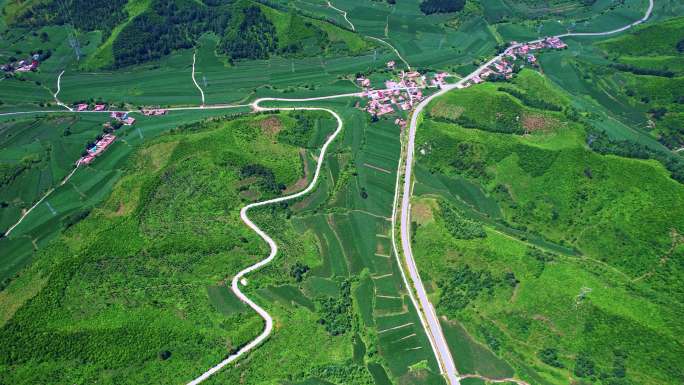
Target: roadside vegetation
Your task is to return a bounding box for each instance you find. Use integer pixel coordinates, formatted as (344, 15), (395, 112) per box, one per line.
(413, 64), (684, 385)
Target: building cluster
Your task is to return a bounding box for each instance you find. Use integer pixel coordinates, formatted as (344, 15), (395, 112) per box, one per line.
(364, 73), (424, 117)
(111, 111), (136, 126)
(75, 103), (107, 112)
(462, 36), (568, 88)
(430, 72), (450, 87)
(1, 53), (42, 73)
(357, 65), (451, 124)
(77, 134), (116, 166)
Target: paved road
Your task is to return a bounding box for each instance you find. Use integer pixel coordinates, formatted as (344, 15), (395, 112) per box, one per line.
(187, 96), (349, 385)
(397, 1), (655, 384)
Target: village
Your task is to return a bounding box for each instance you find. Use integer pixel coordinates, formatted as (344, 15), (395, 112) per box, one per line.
(75, 107), (168, 166)
(356, 60), (451, 129)
(0, 51), (48, 73)
(461, 36), (568, 87)
(354, 36), (567, 129)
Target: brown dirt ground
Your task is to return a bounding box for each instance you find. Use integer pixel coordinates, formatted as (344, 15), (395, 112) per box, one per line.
(260, 116), (283, 137)
(412, 200), (434, 225)
(522, 113), (555, 133)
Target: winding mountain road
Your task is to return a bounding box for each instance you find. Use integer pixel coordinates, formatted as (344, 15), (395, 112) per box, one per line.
(1, 1), (656, 383)
(187, 96), (350, 385)
(192, 52), (205, 106)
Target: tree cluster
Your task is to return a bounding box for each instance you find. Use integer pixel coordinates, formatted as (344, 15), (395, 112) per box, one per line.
(316, 279), (352, 336)
(438, 265), (498, 315)
(240, 163), (282, 194)
(217, 6), (278, 61)
(610, 63), (675, 78)
(586, 127), (684, 184)
(13, 0), (127, 39)
(419, 0), (466, 15)
(439, 200), (486, 239)
(278, 111), (316, 148)
(498, 87), (563, 111)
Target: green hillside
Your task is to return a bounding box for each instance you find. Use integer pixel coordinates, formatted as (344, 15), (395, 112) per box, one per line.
(5, 0), (373, 69)
(0, 112), (317, 383)
(411, 69), (684, 385)
(593, 17), (684, 150)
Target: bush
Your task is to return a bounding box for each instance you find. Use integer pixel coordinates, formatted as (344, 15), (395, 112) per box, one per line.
(438, 200), (486, 240)
(539, 347), (564, 368)
(290, 262), (309, 282)
(316, 280), (352, 336)
(574, 352), (596, 378)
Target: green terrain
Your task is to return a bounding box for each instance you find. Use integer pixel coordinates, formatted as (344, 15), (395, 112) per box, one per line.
(412, 52), (684, 385)
(1, 0), (683, 385)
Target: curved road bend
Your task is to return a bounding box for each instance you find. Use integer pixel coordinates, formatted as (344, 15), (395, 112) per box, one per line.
(187, 97), (350, 385)
(398, 1), (654, 384)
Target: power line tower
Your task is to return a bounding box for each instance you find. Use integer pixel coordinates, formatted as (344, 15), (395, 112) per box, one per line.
(55, 0), (81, 61)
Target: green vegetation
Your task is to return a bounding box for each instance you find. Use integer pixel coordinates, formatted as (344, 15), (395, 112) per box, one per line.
(2, 2), (684, 385)
(419, 0), (465, 15)
(412, 67), (684, 384)
(438, 200), (486, 240)
(316, 279), (353, 336)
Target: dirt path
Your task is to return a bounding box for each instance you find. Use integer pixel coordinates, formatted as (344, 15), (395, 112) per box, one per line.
(4, 167), (78, 236)
(327, 1), (355, 31)
(192, 52), (205, 106)
(53, 70), (72, 111)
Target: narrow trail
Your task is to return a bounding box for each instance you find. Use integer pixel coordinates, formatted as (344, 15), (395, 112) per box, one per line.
(4, 167), (78, 236)
(326, 1), (411, 70)
(192, 52), (205, 107)
(327, 1), (355, 31)
(367, 36), (412, 71)
(187, 95), (350, 385)
(458, 374), (531, 385)
(53, 70), (73, 111)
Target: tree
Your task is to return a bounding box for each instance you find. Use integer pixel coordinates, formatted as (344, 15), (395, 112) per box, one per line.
(574, 353), (595, 378)
(677, 39), (684, 53)
(539, 347), (564, 368)
(290, 262), (310, 282)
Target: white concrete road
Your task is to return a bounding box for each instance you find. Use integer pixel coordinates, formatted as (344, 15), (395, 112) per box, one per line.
(187, 98), (347, 385)
(397, 2), (655, 384)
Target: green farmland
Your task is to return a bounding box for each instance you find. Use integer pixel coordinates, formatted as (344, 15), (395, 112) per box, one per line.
(1, 0), (683, 384)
